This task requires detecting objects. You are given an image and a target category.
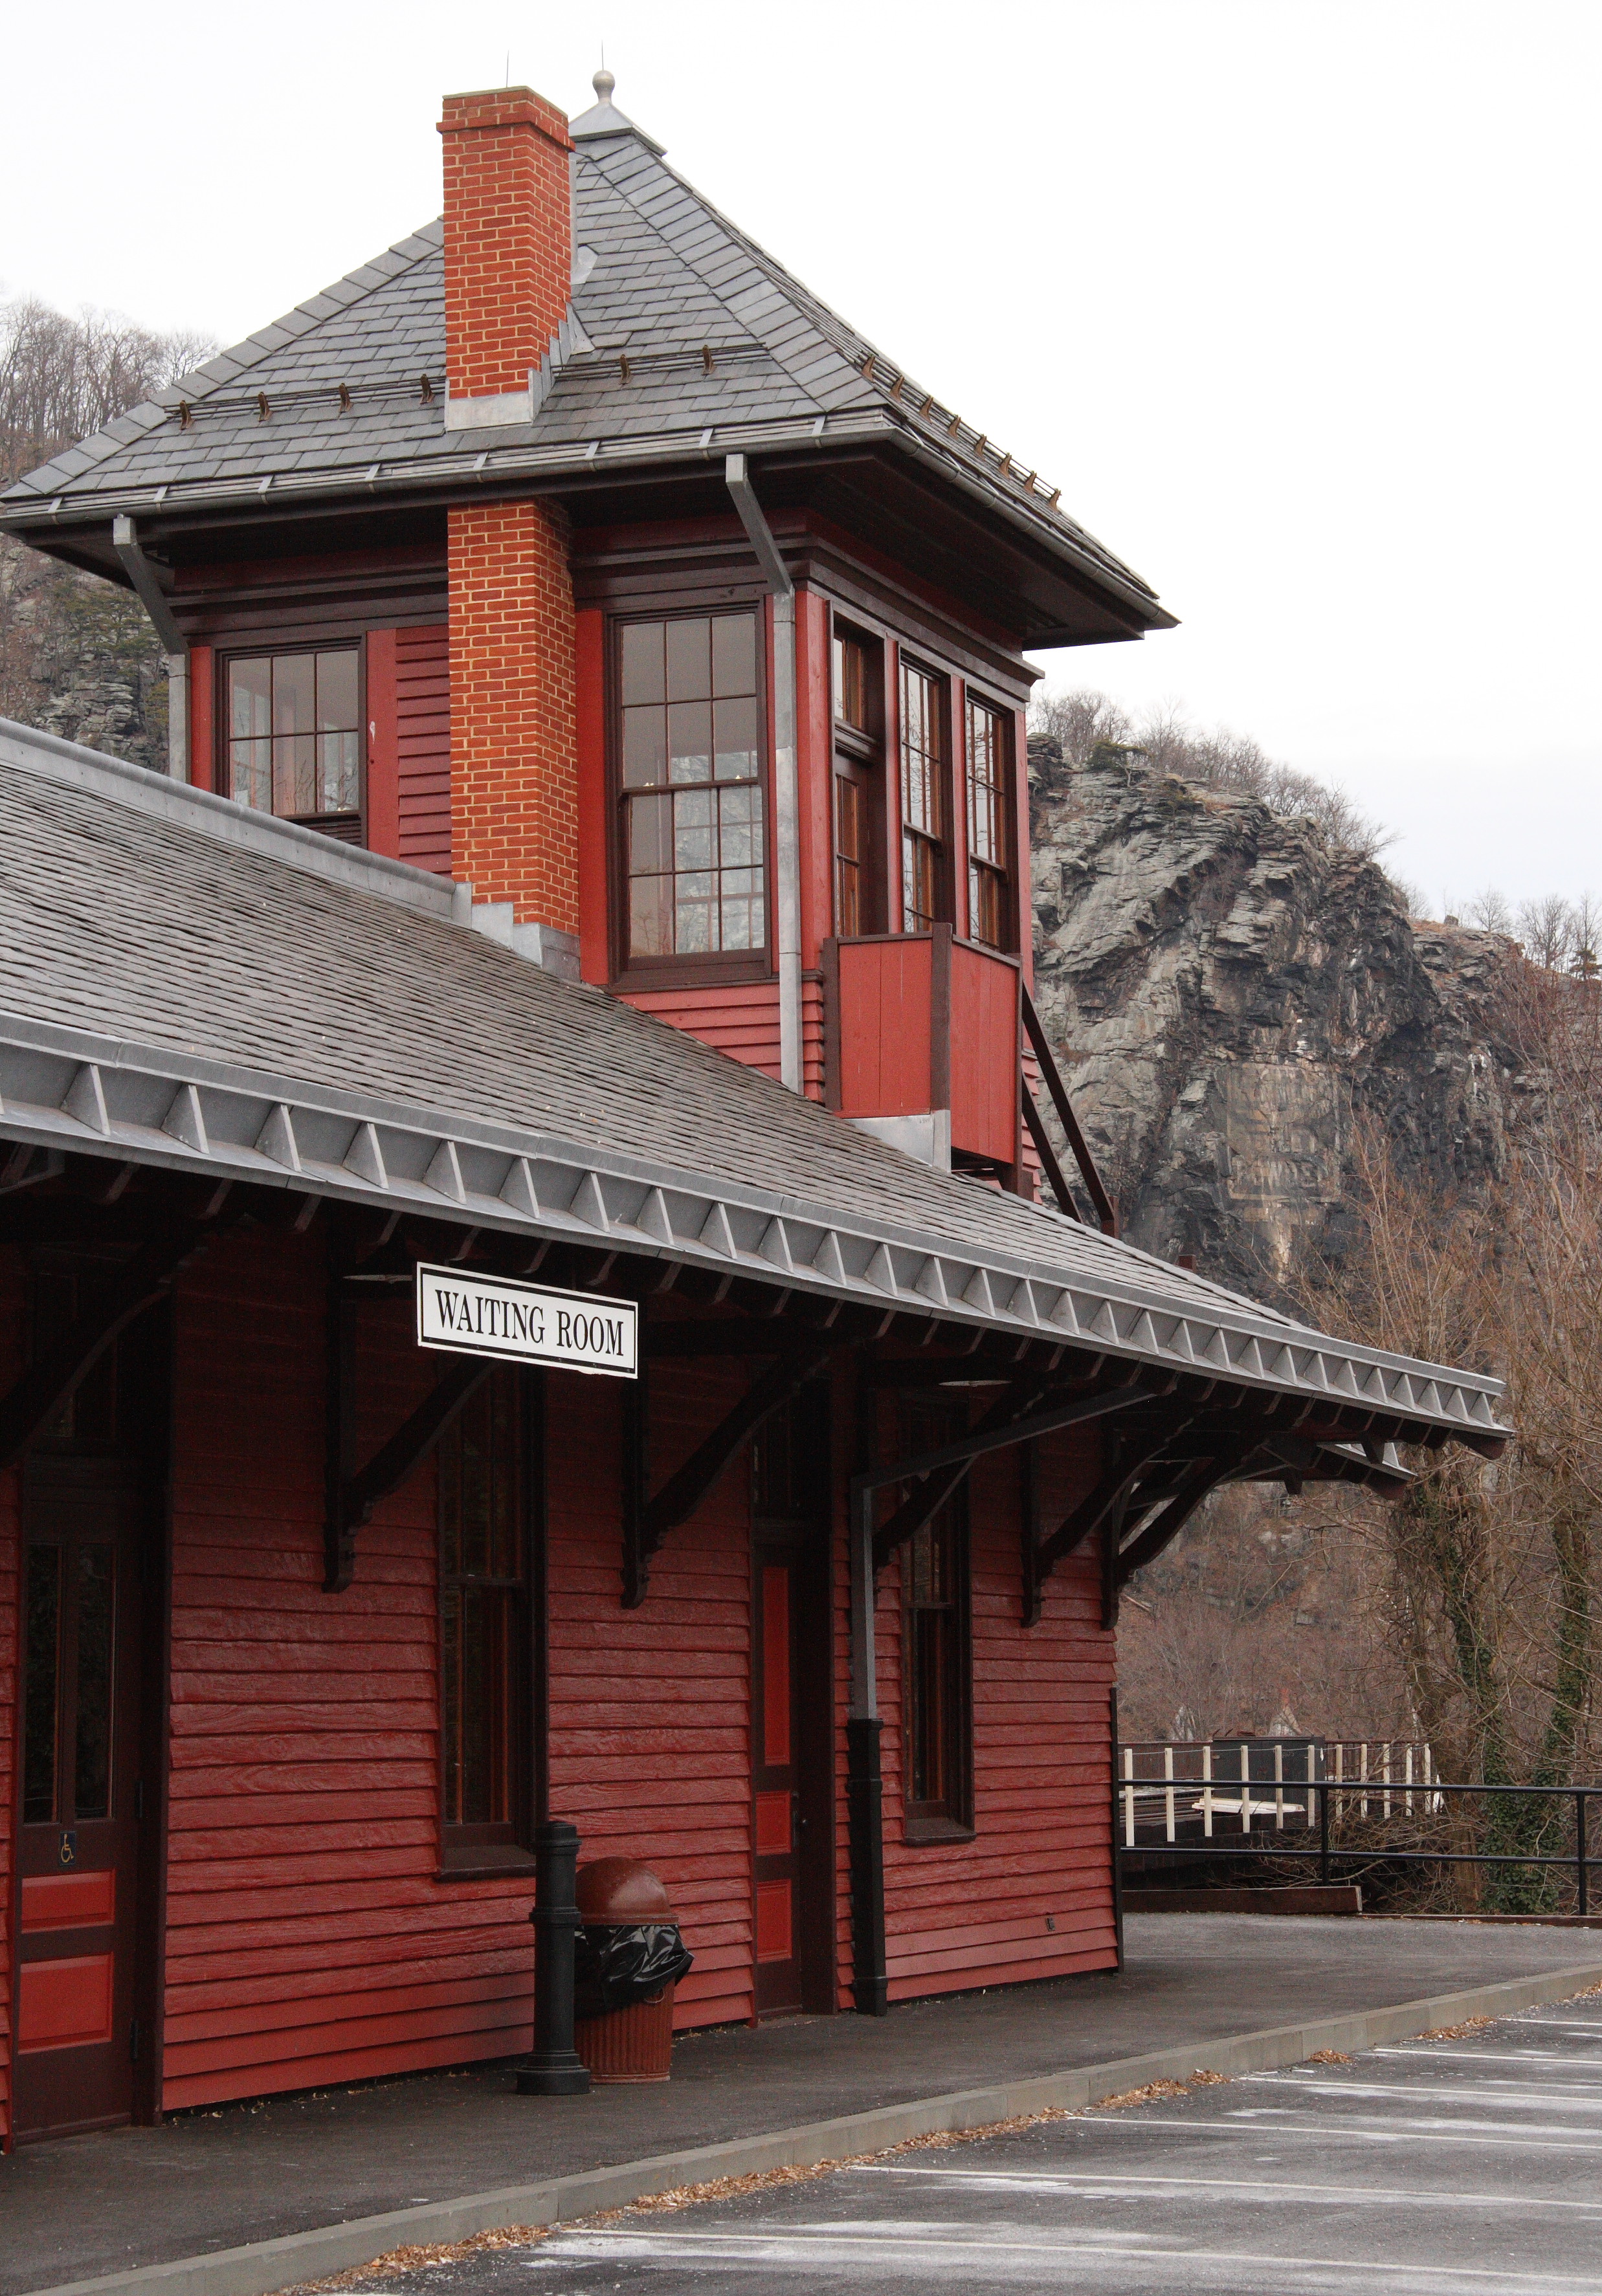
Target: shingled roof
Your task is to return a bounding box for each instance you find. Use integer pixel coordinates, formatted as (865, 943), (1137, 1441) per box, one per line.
(0, 85), (1170, 632)
(0, 714), (1505, 1455)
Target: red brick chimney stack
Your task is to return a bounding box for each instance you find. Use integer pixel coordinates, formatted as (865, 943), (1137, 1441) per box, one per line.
(438, 87), (579, 953)
(439, 87), (574, 401)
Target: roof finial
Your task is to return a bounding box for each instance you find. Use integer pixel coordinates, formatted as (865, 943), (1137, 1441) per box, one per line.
(594, 67), (616, 105)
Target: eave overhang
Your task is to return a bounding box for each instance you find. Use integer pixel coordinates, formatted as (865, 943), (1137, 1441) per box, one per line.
(0, 1008), (1507, 1451)
(0, 406), (1174, 647)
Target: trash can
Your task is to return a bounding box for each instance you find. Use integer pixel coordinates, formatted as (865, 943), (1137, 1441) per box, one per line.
(572, 1857), (694, 2084)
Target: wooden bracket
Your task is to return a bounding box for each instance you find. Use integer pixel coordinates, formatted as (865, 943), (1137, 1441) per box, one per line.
(623, 1338), (837, 1608)
(1114, 1453), (1240, 1591)
(1023, 1418), (1196, 1624)
(0, 1224), (207, 1474)
(323, 1278), (493, 1593)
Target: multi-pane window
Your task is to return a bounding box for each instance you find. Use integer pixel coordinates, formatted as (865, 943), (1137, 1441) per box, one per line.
(899, 662), (947, 933)
(965, 696), (1012, 951)
(620, 613), (765, 962)
(227, 647), (361, 825)
(900, 1403), (972, 1833)
(832, 624), (881, 938)
(833, 629), (870, 735)
(439, 1372), (529, 1846)
(834, 764), (869, 937)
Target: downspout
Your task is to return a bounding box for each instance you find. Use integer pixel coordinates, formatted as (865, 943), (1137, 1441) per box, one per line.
(111, 515), (189, 782)
(847, 1469), (888, 2014)
(724, 454), (802, 1093)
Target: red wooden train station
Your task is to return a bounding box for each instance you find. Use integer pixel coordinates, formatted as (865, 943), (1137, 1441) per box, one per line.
(0, 72), (1506, 2145)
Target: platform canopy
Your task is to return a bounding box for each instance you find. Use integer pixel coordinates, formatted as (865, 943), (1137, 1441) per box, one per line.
(0, 717), (1507, 1459)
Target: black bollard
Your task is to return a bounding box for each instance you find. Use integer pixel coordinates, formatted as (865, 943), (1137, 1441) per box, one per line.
(516, 1818), (591, 2095)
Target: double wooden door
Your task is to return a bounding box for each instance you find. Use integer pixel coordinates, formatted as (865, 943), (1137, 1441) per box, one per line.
(14, 1457), (148, 2140)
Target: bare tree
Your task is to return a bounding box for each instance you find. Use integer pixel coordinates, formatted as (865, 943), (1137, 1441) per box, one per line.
(1030, 685), (1392, 864)
(1516, 893), (1575, 975)
(0, 295), (212, 769)
(0, 296), (210, 482)
(1301, 961), (1602, 1908)
(1469, 887), (1515, 934)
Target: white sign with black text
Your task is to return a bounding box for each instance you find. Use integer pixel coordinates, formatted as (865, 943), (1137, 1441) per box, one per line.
(415, 1263), (638, 1379)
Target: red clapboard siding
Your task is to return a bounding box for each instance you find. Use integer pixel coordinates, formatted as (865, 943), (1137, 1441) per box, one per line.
(160, 1232), (544, 2114)
(846, 1422), (1118, 2008)
(395, 623), (452, 876)
(619, 982), (783, 1083)
(547, 1361), (756, 2031)
(617, 982), (825, 1096)
(0, 1250), (20, 2143)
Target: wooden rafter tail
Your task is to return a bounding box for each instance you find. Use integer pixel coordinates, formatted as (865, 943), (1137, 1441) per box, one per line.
(1019, 982), (1117, 1235)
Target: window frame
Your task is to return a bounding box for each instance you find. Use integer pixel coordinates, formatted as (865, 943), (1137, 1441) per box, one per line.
(437, 1367), (541, 1875)
(898, 1400), (974, 1843)
(896, 654), (954, 935)
(606, 604), (773, 990)
(830, 615), (887, 938)
(216, 639), (367, 842)
(963, 689), (1017, 954)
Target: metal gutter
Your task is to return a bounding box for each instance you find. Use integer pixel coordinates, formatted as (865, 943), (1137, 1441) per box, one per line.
(724, 452), (802, 1093)
(1, 411), (1167, 630)
(111, 516), (190, 780)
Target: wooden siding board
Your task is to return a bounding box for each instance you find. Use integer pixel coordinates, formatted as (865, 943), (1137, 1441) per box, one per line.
(546, 1361), (757, 2033)
(95, 1225), (1118, 2119)
(394, 624), (452, 877)
(159, 1235), (550, 2111)
(868, 1428), (1118, 2003)
(619, 984), (784, 1082)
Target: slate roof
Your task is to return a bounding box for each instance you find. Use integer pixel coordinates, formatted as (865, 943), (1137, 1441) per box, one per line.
(0, 94), (1168, 624)
(0, 714), (1506, 1448)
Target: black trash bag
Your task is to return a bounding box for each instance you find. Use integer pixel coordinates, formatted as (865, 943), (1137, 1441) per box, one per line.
(573, 1921), (694, 2018)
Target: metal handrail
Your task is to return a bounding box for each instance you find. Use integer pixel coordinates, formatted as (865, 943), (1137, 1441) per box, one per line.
(1117, 1773), (1598, 1915)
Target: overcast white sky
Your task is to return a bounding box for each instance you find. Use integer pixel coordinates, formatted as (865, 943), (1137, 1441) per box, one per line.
(8, 1), (1597, 910)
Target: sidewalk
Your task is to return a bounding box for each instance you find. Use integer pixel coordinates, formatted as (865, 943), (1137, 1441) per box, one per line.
(6, 1915), (1601, 2296)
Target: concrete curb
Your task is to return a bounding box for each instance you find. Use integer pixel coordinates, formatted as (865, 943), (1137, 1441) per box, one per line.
(28, 1956), (1602, 2296)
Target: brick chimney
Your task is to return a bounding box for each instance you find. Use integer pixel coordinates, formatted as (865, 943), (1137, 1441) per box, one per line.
(438, 87), (579, 955)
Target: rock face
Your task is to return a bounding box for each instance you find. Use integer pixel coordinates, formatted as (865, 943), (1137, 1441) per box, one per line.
(1029, 736), (1520, 1301)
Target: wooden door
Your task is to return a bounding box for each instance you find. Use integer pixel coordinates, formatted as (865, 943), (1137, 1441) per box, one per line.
(13, 1458), (146, 2140)
(751, 1547), (803, 2015)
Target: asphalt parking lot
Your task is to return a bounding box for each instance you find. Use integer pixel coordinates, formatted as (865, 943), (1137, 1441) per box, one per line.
(364, 1992), (1602, 2295)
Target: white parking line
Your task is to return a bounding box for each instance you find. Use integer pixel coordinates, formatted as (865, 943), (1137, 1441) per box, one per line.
(1073, 2112), (1602, 2150)
(849, 2165), (1602, 2214)
(529, 2222), (1602, 2291)
(1377, 2050), (1602, 2068)
(1240, 2074), (1602, 2105)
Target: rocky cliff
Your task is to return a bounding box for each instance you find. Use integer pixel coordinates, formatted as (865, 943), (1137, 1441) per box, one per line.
(1029, 735), (1522, 1302)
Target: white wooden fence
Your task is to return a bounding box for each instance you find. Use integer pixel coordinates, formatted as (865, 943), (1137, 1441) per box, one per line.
(1118, 1738), (1441, 1847)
